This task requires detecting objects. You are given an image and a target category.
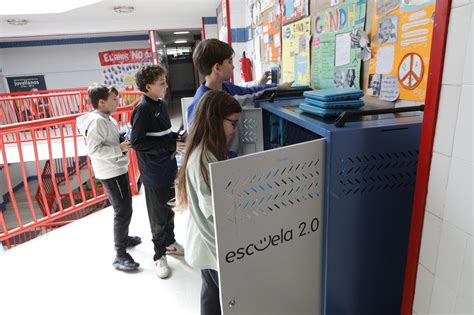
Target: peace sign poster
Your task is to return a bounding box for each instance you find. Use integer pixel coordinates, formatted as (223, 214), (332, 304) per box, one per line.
(368, 0), (436, 102)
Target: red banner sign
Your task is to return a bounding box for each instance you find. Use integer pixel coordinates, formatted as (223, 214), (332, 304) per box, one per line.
(98, 49), (152, 66)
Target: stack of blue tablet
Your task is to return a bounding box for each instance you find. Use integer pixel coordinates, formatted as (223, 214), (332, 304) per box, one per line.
(299, 88), (364, 117)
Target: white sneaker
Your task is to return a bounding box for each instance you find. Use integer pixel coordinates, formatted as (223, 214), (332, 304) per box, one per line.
(166, 242), (185, 255)
(155, 256), (171, 279)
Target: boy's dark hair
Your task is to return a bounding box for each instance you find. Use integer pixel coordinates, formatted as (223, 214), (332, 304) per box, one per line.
(109, 86), (118, 95)
(135, 64), (168, 93)
(88, 84), (117, 109)
(193, 39), (235, 76)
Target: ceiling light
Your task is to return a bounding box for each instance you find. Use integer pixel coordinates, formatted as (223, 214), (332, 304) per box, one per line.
(113, 6), (134, 13)
(173, 31), (189, 35)
(174, 40), (187, 44)
(6, 19), (28, 26)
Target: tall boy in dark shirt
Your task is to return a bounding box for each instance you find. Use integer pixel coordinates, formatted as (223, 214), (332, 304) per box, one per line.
(131, 65), (185, 279)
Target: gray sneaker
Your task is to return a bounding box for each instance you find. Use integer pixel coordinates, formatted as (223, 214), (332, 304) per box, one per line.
(113, 252), (139, 271)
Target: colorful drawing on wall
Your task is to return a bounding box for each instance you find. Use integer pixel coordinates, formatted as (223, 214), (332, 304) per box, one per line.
(262, 19), (282, 64)
(282, 17), (311, 85)
(311, 0), (367, 89)
(281, 0), (309, 25)
(98, 49), (152, 90)
(368, 0), (436, 101)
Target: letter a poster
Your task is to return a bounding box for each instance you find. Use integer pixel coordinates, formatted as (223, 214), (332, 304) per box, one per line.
(368, 0), (436, 102)
(311, 0), (367, 89)
(282, 17), (311, 85)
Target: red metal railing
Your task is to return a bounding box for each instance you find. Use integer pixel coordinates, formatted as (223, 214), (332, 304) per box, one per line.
(0, 90), (142, 249)
(0, 90), (141, 127)
(0, 91), (87, 126)
(35, 157), (89, 216)
(0, 87), (87, 98)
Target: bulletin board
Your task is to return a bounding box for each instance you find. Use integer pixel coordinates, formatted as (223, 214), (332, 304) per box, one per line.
(368, 0), (436, 102)
(251, 0), (435, 104)
(310, 0), (367, 89)
(282, 16), (312, 85)
(261, 2), (282, 65)
(281, 0), (309, 25)
(262, 20), (282, 64)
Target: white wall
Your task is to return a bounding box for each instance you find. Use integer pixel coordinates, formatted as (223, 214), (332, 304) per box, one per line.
(228, 0), (255, 85)
(0, 39), (149, 92)
(204, 23), (218, 40)
(413, 2), (473, 314)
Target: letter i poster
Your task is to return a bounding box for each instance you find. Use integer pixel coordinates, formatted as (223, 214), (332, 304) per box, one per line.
(368, 0), (436, 102)
(311, 0), (367, 89)
(98, 48), (152, 90)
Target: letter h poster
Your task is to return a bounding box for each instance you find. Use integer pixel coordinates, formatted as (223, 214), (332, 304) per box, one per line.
(311, 0), (367, 89)
(98, 48), (152, 90)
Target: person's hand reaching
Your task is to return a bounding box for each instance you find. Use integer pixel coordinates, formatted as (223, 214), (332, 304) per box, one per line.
(277, 81), (294, 90)
(258, 71), (271, 85)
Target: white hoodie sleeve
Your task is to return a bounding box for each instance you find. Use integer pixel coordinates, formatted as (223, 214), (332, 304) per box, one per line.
(86, 118), (122, 159)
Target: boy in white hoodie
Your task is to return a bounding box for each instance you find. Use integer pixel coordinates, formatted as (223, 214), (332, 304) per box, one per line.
(77, 85), (140, 271)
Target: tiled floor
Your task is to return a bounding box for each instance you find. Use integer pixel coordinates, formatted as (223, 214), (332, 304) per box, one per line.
(0, 189), (201, 315)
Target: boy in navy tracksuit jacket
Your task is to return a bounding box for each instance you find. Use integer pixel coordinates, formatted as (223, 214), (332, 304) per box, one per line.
(131, 65), (185, 279)
(186, 38), (293, 126)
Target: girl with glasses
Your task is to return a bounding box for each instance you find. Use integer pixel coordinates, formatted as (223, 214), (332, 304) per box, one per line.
(175, 90), (241, 315)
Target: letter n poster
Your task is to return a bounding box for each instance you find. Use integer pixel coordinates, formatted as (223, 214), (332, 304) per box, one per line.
(368, 0), (436, 102)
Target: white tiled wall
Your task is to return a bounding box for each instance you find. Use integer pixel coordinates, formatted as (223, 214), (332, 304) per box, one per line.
(414, 2), (473, 315)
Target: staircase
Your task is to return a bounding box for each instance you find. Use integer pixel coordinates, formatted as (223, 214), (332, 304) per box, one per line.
(1, 157), (106, 249)
(0, 91), (141, 249)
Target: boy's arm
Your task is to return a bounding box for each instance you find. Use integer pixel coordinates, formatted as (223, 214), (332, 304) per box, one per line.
(227, 82), (277, 96)
(130, 106), (176, 155)
(86, 119), (122, 159)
